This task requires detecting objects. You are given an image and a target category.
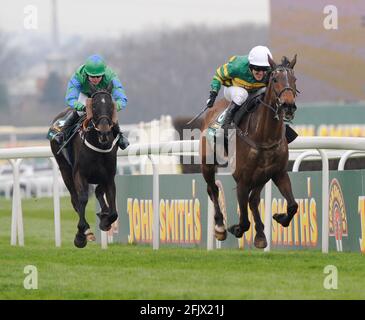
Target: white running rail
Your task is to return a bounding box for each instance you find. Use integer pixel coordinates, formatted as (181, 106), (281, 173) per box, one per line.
(2, 137), (365, 252)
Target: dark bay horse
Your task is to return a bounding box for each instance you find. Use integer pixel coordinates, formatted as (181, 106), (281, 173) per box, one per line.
(50, 84), (120, 248)
(200, 55), (299, 249)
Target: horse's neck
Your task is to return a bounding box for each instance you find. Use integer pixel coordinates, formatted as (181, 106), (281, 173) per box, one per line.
(249, 84), (284, 143)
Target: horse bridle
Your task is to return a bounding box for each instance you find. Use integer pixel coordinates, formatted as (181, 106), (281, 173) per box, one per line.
(272, 67), (298, 101)
(89, 91), (113, 132)
(260, 67), (299, 120)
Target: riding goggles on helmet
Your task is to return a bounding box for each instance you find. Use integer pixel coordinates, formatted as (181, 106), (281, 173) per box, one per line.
(88, 74), (103, 79)
(250, 65), (269, 72)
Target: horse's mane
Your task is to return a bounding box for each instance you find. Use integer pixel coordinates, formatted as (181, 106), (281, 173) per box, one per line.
(279, 56), (291, 68)
(266, 56), (292, 81)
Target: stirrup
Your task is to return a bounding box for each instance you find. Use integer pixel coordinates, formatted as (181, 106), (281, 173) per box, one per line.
(221, 116), (233, 130)
(221, 122), (232, 130)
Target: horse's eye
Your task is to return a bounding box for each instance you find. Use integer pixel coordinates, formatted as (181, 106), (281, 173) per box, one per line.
(273, 78), (278, 83)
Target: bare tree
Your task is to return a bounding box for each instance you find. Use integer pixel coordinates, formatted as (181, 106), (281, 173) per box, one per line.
(0, 32), (24, 82)
(0, 32), (25, 111)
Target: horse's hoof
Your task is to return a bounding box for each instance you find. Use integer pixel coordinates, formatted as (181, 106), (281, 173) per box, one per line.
(98, 213), (115, 231)
(254, 233), (267, 249)
(273, 213), (290, 227)
(108, 213), (118, 225)
(214, 225), (227, 241)
(228, 224), (244, 238)
(86, 233), (96, 241)
(99, 219), (112, 232)
(74, 233), (87, 248)
(84, 228), (95, 241)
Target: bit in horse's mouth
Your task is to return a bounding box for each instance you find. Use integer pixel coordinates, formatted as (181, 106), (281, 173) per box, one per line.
(284, 114), (294, 122)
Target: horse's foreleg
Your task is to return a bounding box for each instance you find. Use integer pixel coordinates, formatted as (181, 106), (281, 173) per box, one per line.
(272, 171), (298, 227)
(98, 181), (118, 232)
(53, 151), (80, 212)
(228, 182), (250, 238)
(249, 185), (267, 248)
(95, 184), (109, 213)
(202, 163), (226, 241)
(73, 171), (90, 248)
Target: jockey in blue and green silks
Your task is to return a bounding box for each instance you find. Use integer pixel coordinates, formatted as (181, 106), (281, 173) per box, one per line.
(49, 54), (129, 149)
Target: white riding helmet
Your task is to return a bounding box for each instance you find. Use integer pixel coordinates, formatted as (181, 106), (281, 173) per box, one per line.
(248, 46), (273, 67)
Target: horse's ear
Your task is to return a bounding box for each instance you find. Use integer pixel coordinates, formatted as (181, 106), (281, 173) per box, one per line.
(268, 55), (277, 69)
(289, 54), (297, 69)
(106, 81), (114, 94)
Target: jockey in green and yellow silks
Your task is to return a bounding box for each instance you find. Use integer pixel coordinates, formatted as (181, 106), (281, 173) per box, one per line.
(206, 46), (273, 132)
(48, 54), (129, 150)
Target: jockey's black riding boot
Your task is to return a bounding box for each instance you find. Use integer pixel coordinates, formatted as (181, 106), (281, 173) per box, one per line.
(112, 122), (130, 150)
(221, 102), (241, 130)
(53, 110), (80, 145)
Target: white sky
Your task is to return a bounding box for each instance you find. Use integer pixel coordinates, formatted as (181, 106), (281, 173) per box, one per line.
(0, 0), (269, 39)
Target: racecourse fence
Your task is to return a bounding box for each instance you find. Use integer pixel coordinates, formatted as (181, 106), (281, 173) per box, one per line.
(1, 137), (365, 253)
(0, 115), (178, 198)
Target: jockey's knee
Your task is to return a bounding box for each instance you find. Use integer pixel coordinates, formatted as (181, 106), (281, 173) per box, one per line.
(224, 86), (248, 106)
(232, 96), (246, 106)
(232, 90), (248, 106)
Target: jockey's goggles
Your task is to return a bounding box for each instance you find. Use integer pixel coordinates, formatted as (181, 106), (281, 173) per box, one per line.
(250, 65), (269, 72)
(88, 74), (103, 78)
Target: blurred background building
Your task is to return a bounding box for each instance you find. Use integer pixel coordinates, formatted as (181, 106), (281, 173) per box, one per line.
(0, 0), (364, 142)
(271, 0), (365, 103)
(1, 0), (365, 184)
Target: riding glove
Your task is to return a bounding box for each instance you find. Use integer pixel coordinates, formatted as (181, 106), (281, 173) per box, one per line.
(206, 91), (218, 108)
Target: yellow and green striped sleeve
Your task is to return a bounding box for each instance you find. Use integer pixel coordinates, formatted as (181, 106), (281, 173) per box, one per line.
(210, 62), (232, 93)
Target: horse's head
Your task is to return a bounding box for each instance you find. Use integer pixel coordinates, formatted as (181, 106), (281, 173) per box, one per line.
(86, 82), (117, 145)
(268, 54), (298, 122)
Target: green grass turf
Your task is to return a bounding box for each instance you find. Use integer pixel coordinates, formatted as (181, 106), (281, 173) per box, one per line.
(0, 196), (364, 300)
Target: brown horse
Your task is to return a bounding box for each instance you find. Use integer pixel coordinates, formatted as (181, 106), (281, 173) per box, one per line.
(200, 55), (299, 249)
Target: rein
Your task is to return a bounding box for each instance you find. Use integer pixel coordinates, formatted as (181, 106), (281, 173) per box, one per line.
(260, 67), (298, 119)
(233, 66), (297, 150)
(82, 132), (120, 153)
(81, 89), (117, 153)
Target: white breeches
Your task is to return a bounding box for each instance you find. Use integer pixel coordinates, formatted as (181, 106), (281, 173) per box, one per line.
(223, 86), (249, 106)
(77, 93), (88, 116)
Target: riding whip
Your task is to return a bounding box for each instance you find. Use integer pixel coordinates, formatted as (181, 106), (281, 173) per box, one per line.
(56, 115), (86, 155)
(186, 106), (209, 125)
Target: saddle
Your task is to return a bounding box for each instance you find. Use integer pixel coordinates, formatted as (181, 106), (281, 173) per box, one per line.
(206, 87), (297, 159)
(232, 87), (267, 126)
(207, 88), (266, 142)
(57, 115), (87, 166)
